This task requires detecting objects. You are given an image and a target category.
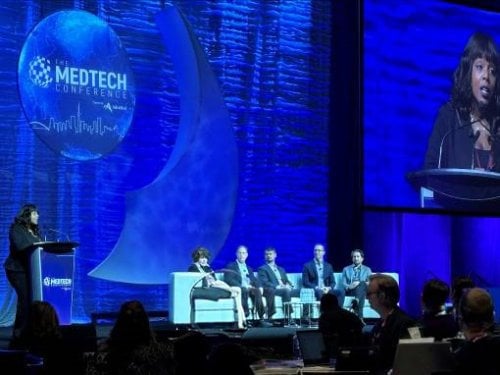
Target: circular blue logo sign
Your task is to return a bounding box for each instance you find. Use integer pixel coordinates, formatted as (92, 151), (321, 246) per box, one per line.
(18, 10), (136, 160)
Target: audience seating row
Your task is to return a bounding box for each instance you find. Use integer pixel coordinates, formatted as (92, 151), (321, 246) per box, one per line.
(169, 272), (399, 324)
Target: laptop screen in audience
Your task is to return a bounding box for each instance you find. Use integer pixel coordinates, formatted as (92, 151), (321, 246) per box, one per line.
(392, 341), (454, 375)
(296, 329), (329, 367)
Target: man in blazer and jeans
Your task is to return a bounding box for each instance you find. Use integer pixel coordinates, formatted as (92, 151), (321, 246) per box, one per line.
(342, 249), (372, 318)
(302, 244), (345, 307)
(258, 247), (299, 319)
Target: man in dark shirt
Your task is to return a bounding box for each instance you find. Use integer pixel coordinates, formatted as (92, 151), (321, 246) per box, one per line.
(367, 273), (416, 374)
(420, 278), (459, 340)
(454, 288), (500, 374)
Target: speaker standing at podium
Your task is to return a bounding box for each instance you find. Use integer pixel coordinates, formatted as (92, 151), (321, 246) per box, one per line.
(3, 204), (42, 339)
(424, 32), (500, 172)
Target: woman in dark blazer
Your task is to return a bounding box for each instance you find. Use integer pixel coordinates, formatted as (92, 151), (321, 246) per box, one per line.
(4, 203), (42, 339)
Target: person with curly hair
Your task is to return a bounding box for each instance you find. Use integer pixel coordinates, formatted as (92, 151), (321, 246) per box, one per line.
(425, 32), (500, 171)
(188, 246), (246, 328)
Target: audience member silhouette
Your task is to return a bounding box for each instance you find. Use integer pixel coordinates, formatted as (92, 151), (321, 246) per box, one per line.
(454, 287), (500, 374)
(420, 278), (459, 340)
(15, 301), (61, 353)
(367, 273), (416, 374)
(318, 293), (364, 359)
(449, 275), (475, 321)
(207, 342), (254, 375)
(173, 330), (210, 375)
(14, 301), (72, 374)
(86, 300), (173, 375)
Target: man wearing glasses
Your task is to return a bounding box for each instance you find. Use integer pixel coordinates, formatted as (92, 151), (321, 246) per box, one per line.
(367, 273), (416, 374)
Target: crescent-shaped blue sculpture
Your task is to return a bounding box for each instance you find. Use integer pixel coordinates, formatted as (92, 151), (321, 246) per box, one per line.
(88, 6), (238, 284)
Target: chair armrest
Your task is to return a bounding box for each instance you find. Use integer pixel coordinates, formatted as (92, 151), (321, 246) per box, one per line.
(169, 272), (206, 324)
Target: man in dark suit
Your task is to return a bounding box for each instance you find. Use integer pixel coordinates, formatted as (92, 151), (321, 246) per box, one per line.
(367, 273), (416, 374)
(258, 247), (299, 319)
(453, 288), (500, 374)
(302, 244), (345, 305)
(224, 245), (271, 326)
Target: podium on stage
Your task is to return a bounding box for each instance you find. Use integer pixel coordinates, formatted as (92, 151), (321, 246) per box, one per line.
(29, 241), (78, 325)
(407, 168), (500, 211)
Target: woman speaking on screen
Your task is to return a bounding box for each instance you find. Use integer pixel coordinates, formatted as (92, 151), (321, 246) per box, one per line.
(425, 32), (500, 171)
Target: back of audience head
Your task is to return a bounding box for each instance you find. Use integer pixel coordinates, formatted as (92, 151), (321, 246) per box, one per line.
(422, 278), (450, 314)
(320, 293), (340, 313)
(109, 300), (154, 349)
(208, 342), (253, 375)
(20, 301), (61, 347)
(368, 273), (400, 309)
(451, 276), (475, 308)
(174, 330), (210, 374)
(459, 287), (494, 336)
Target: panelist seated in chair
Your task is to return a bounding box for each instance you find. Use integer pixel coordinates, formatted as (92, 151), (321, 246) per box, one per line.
(302, 244), (345, 306)
(224, 245), (272, 326)
(257, 247), (300, 319)
(188, 246), (246, 329)
(341, 249), (371, 318)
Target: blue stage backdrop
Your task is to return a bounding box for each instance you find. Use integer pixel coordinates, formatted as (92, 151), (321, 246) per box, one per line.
(0, 0), (332, 323)
(364, 210), (500, 321)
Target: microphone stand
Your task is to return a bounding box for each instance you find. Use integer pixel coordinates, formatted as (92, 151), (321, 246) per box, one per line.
(45, 228), (70, 242)
(437, 110), (479, 169)
(188, 271), (212, 326)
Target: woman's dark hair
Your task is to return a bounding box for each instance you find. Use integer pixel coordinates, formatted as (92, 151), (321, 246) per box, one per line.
(106, 300), (155, 370)
(109, 300), (154, 348)
(192, 246), (210, 262)
(452, 32), (500, 113)
(24, 301), (61, 341)
(18, 301), (62, 356)
(13, 203), (40, 236)
(451, 275), (475, 308)
(422, 278), (450, 312)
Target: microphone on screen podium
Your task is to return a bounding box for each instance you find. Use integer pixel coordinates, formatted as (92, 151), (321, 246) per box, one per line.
(44, 228), (70, 242)
(437, 118), (480, 169)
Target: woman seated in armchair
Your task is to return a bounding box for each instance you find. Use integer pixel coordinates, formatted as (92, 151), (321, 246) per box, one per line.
(188, 246), (246, 328)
